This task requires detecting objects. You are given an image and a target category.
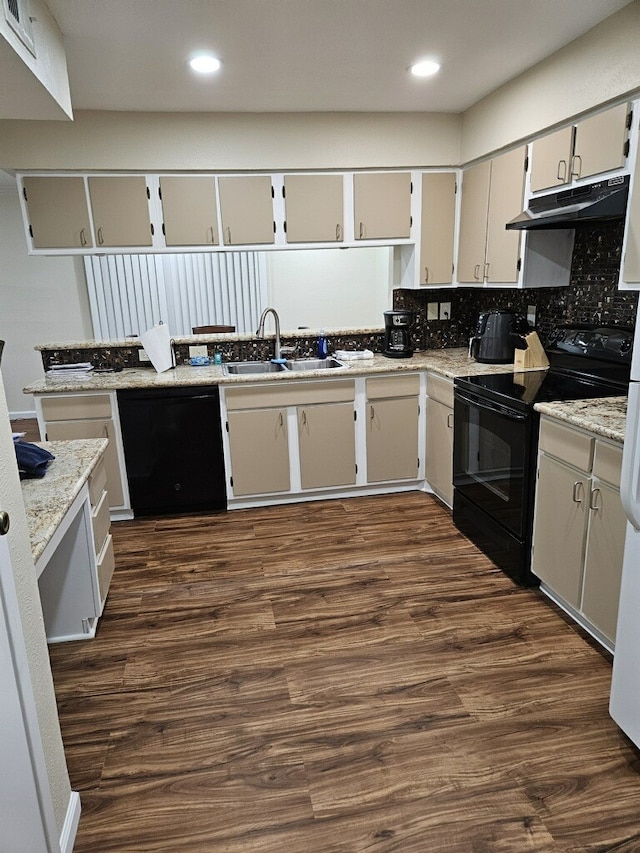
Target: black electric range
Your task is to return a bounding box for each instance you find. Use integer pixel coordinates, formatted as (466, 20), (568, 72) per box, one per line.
(452, 325), (631, 586)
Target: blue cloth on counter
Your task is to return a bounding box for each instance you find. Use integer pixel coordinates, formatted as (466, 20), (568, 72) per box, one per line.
(14, 441), (55, 479)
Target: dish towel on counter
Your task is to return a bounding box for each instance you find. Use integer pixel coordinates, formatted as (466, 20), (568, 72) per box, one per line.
(333, 349), (374, 361)
(14, 441), (55, 479)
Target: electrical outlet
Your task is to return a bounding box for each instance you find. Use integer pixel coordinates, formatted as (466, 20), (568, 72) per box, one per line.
(427, 302), (439, 321)
(439, 302), (451, 321)
(189, 345), (208, 358)
(138, 349), (150, 362)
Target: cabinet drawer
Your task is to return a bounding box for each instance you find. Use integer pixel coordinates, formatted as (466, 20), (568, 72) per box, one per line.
(97, 534), (115, 604)
(366, 374), (420, 400)
(91, 489), (111, 555)
(41, 394), (112, 421)
(593, 440), (623, 488)
(539, 418), (593, 472)
(88, 457), (108, 507)
(426, 373), (453, 408)
(225, 379), (355, 410)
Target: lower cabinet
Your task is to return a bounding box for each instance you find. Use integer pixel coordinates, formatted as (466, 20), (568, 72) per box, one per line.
(37, 392), (130, 518)
(531, 416), (626, 649)
(223, 379), (356, 499)
(365, 375), (420, 483)
(425, 373), (454, 506)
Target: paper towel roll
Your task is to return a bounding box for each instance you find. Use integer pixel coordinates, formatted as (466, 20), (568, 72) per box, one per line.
(140, 323), (174, 373)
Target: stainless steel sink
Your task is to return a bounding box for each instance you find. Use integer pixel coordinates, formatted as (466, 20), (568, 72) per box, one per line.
(223, 361), (286, 375)
(285, 357), (347, 371)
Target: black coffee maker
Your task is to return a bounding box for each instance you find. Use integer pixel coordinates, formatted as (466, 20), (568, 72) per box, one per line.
(383, 310), (414, 358)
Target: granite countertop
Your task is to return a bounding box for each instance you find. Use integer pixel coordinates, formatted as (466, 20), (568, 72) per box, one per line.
(24, 349), (532, 394)
(21, 438), (108, 565)
(534, 397), (627, 443)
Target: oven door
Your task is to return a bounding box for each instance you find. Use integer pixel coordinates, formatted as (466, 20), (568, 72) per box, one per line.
(453, 388), (533, 541)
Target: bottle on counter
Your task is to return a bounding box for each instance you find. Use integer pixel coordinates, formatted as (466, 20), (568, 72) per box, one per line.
(317, 329), (328, 359)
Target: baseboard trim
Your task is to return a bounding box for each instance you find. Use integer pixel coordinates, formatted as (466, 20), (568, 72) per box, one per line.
(59, 790), (81, 853)
(9, 410), (36, 421)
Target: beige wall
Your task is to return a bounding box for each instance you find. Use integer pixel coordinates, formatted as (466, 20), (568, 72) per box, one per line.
(0, 188), (93, 414)
(462, 0), (640, 163)
(0, 110), (461, 172)
(0, 371), (72, 834)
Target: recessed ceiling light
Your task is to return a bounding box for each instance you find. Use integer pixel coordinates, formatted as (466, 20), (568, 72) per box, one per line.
(189, 54), (222, 74)
(410, 59), (441, 78)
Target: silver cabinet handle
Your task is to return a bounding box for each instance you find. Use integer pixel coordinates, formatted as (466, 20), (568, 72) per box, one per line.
(225, 226), (232, 244)
(570, 154), (582, 180)
(572, 480), (584, 503)
(424, 266), (429, 283)
(447, 412), (454, 429)
(278, 412), (283, 428)
(484, 261), (490, 281)
(359, 221), (365, 239)
(557, 159), (567, 182)
(97, 226), (104, 245)
(589, 487), (601, 511)
(336, 224), (342, 241)
(473, 263), (481, 281)
(301, 410), (307, 427)
(208, 226), (215, 244)
(80, 228), (88, 246)
(0, 510), (10, 536)
(370, 405), (375, 421)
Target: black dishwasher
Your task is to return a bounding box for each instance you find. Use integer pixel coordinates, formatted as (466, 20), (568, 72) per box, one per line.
(117, 386), (227, 516)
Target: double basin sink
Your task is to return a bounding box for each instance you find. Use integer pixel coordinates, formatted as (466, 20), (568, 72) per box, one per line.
(223, 357), (347, 376)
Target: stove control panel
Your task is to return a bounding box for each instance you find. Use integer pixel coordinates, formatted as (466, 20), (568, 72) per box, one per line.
(547, 325), (633, 363)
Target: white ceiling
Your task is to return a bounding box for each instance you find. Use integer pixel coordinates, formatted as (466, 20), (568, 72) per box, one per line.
(42, 0), (634, 114)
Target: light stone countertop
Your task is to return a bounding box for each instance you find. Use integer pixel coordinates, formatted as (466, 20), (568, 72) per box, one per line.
(534, 397), (627, 444)
(24, 349), (535, 394)
(20, 438), (108, 565)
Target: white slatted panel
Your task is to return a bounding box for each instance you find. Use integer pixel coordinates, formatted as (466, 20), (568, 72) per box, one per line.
(84, 252), (267, 340)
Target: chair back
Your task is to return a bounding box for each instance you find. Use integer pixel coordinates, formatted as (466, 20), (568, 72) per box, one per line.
(192, 325), (235, 334)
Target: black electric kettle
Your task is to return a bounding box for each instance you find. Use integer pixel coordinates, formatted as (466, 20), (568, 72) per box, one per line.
(469, 310), (529, 364)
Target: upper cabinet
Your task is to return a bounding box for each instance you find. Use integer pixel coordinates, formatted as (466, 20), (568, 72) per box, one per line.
(530, 102), (630, 193)
(88, 176), (153, 247)
(457, 147), (526, 285)
(22, 176), (93, 249)
(159, 176), (219, 246)
(283, 174), (344, 243)
(353, 172), (412, 240)
(218, 176), (275, 246)
(419, 172), (456, 285)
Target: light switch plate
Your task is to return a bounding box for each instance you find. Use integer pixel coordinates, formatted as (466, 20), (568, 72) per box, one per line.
(527, 304), (537, 325)
(189, 345), (208, 358)
(439, 302), (451, 320)
(428, 302), (439, 321)
(138, 349), (150, 362)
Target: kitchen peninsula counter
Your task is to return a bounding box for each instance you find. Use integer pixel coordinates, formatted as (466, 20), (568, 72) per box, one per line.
(24, 349), (532, 395)
(22, 438), (108, 566)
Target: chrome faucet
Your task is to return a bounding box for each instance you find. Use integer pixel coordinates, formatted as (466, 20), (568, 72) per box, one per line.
(256, 307), (282, 361)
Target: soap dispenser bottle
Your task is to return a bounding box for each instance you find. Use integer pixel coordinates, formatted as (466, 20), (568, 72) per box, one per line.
(317, 329), (328, 359)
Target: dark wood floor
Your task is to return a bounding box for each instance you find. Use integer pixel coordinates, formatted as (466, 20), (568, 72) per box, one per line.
(45, 490), (640, 852)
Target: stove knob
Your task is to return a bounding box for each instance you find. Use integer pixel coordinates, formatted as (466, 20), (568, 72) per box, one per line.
(620, 338), (632, 354)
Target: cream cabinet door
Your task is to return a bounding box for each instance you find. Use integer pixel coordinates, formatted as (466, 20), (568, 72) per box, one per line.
(45, 419), (125, 508)
(425, 397), (453, 507)
(485, 146), (526, 284)
(284, 174), (344, 243)
(366, 396), (419, 483)
(227, 408), (289, 495)
(456, 160), (491, 283)
(581, 479), (627, 644)
(420, 172), (456, 285)
(353, 172), (412, 240)
(218, 176), (275, 245)
(531, 453), (589, 608)
(298, 402), (356, 489)
(22, 176), (93, 249)
(88, 176), (153, 247)
(572, 103), (629, 182)
(529, 126), (574, 193)
(159, 176), (219, 246)
(623, 131), (640, 284)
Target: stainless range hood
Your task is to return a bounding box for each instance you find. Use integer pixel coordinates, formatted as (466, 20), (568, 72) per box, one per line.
(506, 175), (630, 231)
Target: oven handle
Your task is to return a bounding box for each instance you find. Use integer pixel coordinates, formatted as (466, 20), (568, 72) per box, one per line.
(454, 389), (527, 422)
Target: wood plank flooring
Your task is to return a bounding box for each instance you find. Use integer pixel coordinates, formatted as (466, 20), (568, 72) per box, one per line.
(47, 492), (640, 852)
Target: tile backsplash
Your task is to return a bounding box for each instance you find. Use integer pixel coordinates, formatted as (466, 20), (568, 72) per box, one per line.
(396, 220), (638, 350)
